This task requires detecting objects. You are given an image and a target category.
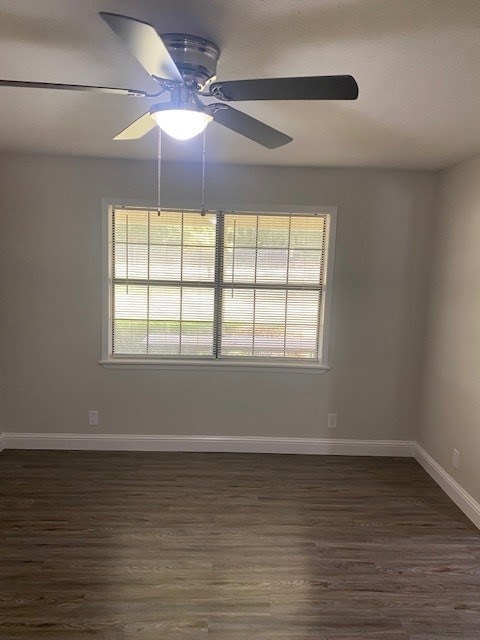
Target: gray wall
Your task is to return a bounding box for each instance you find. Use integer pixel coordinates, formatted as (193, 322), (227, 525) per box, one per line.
(418, 153), (480, 502)
(0, 153), (435, 439)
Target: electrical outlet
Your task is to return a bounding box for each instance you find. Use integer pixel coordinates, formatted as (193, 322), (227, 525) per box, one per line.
(452, 448), (460, 469)
(327, 413), (337, 429)
(88, 410), (99, 426)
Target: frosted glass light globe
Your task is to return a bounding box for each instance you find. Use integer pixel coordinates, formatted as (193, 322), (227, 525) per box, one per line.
(152, 109), (213, 141)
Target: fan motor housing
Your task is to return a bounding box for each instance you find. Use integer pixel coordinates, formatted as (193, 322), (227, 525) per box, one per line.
(161, 33), (220, 88)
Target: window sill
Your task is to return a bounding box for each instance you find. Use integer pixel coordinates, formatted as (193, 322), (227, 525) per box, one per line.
(99, 359), (330, 374)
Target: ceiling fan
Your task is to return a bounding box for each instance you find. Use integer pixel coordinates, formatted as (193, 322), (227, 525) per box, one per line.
(0, 12), (359, 148)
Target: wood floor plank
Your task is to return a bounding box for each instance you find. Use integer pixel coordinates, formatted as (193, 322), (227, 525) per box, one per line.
(1, 450), (480, 639)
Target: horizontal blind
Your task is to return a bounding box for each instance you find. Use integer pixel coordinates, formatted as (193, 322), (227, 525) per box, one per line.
(112, 208), (216, 357)
(110, 207), (328, 362)
(221, 213), (326, 360)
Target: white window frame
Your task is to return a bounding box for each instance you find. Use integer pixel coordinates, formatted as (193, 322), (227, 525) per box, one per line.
(100, 199), (337, 373)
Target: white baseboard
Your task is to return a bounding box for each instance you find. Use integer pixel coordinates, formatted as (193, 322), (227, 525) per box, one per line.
(0, 432), (414, 457)
(414, 443), (480, 530)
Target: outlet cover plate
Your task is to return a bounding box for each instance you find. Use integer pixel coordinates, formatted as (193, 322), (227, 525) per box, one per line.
(328, 413), (337, 429)
(453, 448), (460, 469)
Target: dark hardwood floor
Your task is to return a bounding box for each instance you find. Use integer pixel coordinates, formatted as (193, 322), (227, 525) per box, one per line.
(1, 450), (479, 639)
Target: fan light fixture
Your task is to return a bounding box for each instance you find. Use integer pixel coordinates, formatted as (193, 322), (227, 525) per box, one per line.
(0, 13), (359, 148)
(150, 102), (213, 141)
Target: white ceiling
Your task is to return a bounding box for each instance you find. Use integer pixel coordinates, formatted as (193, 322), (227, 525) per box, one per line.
(0, 0), (479, 169)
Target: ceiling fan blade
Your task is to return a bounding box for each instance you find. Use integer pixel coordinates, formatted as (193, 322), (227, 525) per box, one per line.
(0, 79), (147, 96)
(114, 112), (157, 140)
(100, 12), (183, 83)
(211, 104), (292, 149)
(209, 75), (359, 102)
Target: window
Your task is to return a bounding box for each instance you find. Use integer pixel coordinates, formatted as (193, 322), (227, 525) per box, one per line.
(102, 204), (335, 371)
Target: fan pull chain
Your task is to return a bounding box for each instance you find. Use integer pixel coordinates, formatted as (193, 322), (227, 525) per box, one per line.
(125, 212), (129, 294)
(231, 219), (236, 298)
(157, 127), (162, 216)
(201, 128), (207, 216)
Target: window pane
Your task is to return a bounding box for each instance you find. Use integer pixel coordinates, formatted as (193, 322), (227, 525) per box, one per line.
(113, 320), (148, 355)
(183, 246), (215, 281)
(223, 213), (326, 286)
(223, 247), (289, 284)
(257, 215), (290, 248)
(253, 290), (288, 357)
(113, 209), (148, 244)
(114, 210), (216, 283)
(147, 286), (182, 355)
(178, 321), (214, 356)
(147, 286), (214, 357)
(256, 248), (288, 283)
(113, 243), (149, 279)
(114, 284), (147, 319)
(112, 282), (214, 356)
(221, 289), (254, 356)
(290, 216), (326, 249)
(127, 244), (148, 279)
(220, 288), (320, 359)
(223, 247), (256, 283)
(180, 288), (214, 356)
(150, 211), (182, 245)
(149, 286), (180, 320)
(147, 321), (181, 355)
(182, 214), (216, 246)
(150, 245), (181, 280)
(113, 243), (126, 278)
(224, 214), (258, 247)
(285, 291), (320, 359)
(288, 249), (323, 285)
(113, 284), (148, 355)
